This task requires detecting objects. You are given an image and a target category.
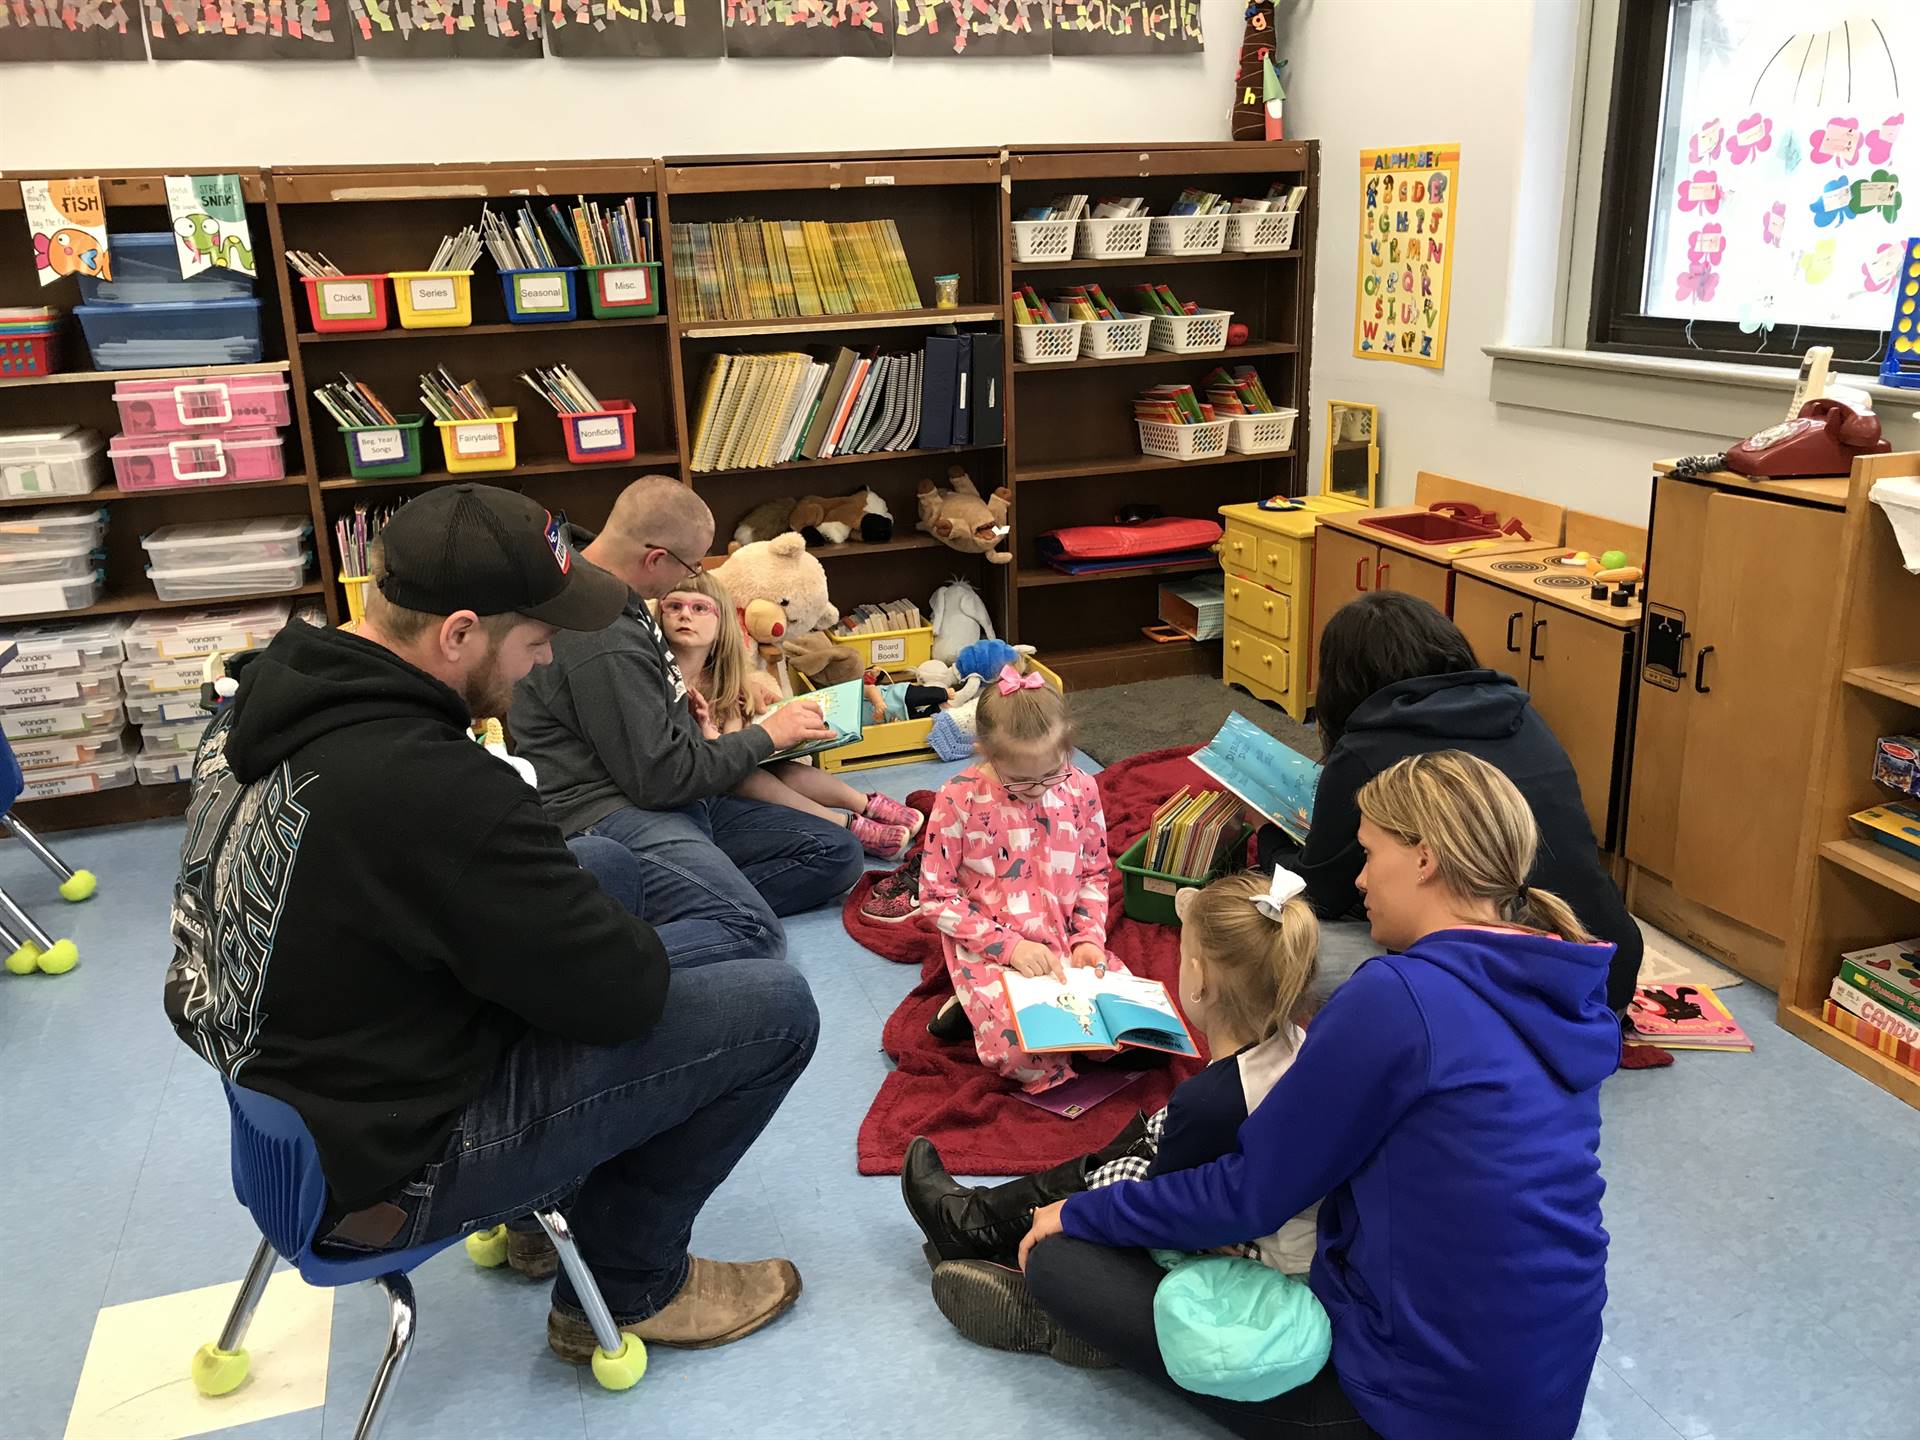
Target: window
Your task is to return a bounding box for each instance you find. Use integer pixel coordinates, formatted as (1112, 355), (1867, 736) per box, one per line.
(1591, 0), (1911, 370)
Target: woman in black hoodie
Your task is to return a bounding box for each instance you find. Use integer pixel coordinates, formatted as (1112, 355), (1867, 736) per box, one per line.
(1259, 591), (1641, 1013)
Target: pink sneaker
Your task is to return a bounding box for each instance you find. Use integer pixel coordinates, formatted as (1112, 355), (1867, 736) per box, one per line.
(863, 791), (924, 838)
(849, 813), (913, 860)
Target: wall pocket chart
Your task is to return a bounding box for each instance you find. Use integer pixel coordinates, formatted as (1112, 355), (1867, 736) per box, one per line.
(1353, 143), (1460, 369)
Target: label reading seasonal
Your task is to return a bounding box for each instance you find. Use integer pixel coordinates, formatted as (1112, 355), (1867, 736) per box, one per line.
(353, 429), (406, 465)
(601, 268), (653, 304)
(407, 277), (458, 312)
(571, 416), (622, 452)
(515, 274), (568, 312)
(453, 422), (504, 457)
(321, 281), (375, 319)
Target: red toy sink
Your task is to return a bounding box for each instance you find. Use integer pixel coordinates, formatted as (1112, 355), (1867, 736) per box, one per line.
(1359, 511), (1502, 544)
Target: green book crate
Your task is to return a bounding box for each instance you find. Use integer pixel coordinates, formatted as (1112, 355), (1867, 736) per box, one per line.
(340, 414), (426, 480)
(1117, 824), (1253, 926)
(585, 262), (663, 319)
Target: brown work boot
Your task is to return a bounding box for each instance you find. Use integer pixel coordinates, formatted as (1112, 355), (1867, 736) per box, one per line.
(507, 1227), (558, 1279)
(546, 1256), (803, 1360)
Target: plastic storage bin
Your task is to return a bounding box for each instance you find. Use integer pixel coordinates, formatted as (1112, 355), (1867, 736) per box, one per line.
(0, 332), (60, 379)
(561, 401), (637, 464)
(119, 657), (208, 696)
(1147, 215), (1228, 256)
(0, 506), (107, 555)
(141, 516), (312, 570)
(339, 414), (426, 480)
(135, 749), (195, 786)
(1010, 219), (1075, 264)
(147, 550), (312, 603)
(1075, 217), (1151, 259)
(1117, 825), (1253, 926)
(0, 570), (104, 618)
(112, 371), (290, 435)
(139, 718), (211, 755)
(500, 268), (579, 324)
(1223, 210), (1300, 254)
(0, 664), (120, 710)
(1080, 316), (1151, 360)
(1225, 409), (1299, 455)
(109, 429), (287, 491)
(0, 616), (128, 674)
(437, 409), (518, 474)
(1136, 418), (1231, 461)
(585, 263), (663, 319)
(828, 624), (933, 672)
(78, 234), (255, 305)
(1014, 321), (1082, 365)
(126, 691), (209, 728)
(0, 539), (102, 586)
(389, 270), (474, 330)
(124, 602), (292, 663)
(1139, 307), (1233, 354)
(20, 756), (136, 799)
(75, 298), (264, 370)
(1, 698), (124, 741)
(9, 729), (131, 773)
(0, 427), (107, 500)
(301, 274), (391, 333)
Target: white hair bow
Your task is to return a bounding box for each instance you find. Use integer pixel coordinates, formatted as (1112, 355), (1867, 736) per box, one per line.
(1251, 864), (1307, 921)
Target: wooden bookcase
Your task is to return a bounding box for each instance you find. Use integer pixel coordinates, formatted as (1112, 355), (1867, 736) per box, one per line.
(1778, 449), (1920, 1110)
(1002, 140), (1318, 690)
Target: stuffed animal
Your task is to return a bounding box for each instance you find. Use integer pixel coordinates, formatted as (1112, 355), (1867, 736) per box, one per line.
(789, 489), (894, 547)
(862, 672), (983, 725)
(783, 630), (864, 689)
(956, 638), (1035, 682)
(929, 577), (995, 664)
(737, 598), (791, 711)
(916, 658), (961, 688)
(713, 533), (839, 700)
(917, 467), (1012, 564)
(729, 497), (799, 555)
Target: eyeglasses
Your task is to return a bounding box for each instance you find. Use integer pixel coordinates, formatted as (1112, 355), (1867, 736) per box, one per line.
(644, 542), (703, 580)
(1000, 766), (1071, 798)
(661, 597), (719, 619)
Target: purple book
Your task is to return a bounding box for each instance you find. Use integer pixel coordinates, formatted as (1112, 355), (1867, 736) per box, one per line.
(1015, 1068), (1143, 1119)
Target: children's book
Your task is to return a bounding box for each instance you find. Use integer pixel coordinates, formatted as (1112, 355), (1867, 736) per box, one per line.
(1837, 937), (1920, 1024)
(1001, 969), (1199, 1057)
(762, 678), (864, 762)
(1189, 711), (1321, 843)
(1626, 983), (1753, 1051)
(1015, 1068), (1143, 1119)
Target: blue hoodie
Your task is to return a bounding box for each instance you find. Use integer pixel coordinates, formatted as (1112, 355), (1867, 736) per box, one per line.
(1061, 929), (1618, 1440)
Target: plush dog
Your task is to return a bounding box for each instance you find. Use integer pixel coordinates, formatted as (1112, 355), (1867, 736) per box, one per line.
(917, 467), (1012, 564)
(729, 497), (799, 555)
(789, 489), (894, 547)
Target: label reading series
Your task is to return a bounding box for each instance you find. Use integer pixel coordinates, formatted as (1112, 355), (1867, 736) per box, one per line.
(408, 277), (458, 312)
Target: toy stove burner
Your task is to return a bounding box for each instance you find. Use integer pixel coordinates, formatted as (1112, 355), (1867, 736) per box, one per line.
(1534, 574), (1594, 590)
(1491, 559), (1548, 574)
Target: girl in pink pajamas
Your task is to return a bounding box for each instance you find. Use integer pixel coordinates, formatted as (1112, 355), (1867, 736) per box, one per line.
(921, 664), (1128, 1092)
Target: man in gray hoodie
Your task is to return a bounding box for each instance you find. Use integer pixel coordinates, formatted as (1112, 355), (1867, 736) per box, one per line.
(510, 474), (863, 965)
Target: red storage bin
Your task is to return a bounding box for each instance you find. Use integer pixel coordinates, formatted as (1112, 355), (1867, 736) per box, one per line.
(560, 400), (637, 465)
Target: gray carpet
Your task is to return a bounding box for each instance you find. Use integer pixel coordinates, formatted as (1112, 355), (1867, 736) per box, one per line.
(1069, 675), (1322, 767)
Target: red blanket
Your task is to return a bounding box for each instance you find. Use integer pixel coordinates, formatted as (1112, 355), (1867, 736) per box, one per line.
(853, 746), (1221, 1176)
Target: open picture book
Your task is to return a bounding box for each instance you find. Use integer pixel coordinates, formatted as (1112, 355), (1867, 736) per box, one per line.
(1190, 711), (1322, 844)
(1000, 969), (1200, 1056)
(762, 678), (865, 762)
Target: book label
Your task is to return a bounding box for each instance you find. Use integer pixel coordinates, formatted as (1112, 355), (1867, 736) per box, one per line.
(5, 461), (52, 492)
(863, 175), (896, 186)
(406, 277), (458, 313)
(11, 739), (80, 768)
(352, 429), (406, 465)
(320, 280), (375, 318)
(601, 268), (653, 304)
(7, 647), (78, 674)
(161, 627), (251, 659)
(570, 416), (624, 452)
(514, 274), (568, 312)
(7, 707), (73, 736)
(24, 772), (100, 798)
(4, 677), (78, 707)
(452, 423), (505, 458)
(870, 636), (907, 665)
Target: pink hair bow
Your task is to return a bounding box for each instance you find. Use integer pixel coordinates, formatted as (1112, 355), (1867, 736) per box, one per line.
(997, 664), (1045, 695)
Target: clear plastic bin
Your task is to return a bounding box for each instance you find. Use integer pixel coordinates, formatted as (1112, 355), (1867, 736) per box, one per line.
(110, 429), (287, 491)
(135, 749), (195, 786)
(0, 506), (108, 555)
(0, 427), (107, 500)
(1, 697), (124, 740)
(142, 515), (311, 570)
(139, 718), (212, 755)
(112, 372), (291, 435)
(126, 691), (207, 728)
(77, 233), (255, 305)
(75, 298), (264, 370)
(0, 615), (128, 674)
(0, 538), (103, 585)
(124, 601), (292, 663)
(0, 570), (104, 619)
(147, 550), (311, 603)
(118, 657), (208, 696)
(0, 664), (121, 710)
(9, 728), (131, 772)
(20, 755), (136, 799)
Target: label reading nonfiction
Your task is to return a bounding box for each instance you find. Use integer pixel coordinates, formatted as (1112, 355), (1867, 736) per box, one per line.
(572, 416), (623, 451)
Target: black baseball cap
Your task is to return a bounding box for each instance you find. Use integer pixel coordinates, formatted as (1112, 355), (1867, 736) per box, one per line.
(376, 484), (627, 631)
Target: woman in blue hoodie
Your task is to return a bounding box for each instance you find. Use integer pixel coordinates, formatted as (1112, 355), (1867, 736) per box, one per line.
(1018, 750), (1618, 1440)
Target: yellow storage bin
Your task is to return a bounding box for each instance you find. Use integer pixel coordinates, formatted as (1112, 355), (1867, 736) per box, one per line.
(437, 408), (519, 474)
(830, 624), (934, 672)
(797, 660), (1064, 774)
(390, 269), (475, 329)
(340, 573), (372, 624)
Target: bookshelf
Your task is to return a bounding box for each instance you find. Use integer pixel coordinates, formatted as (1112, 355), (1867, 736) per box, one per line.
(1779, 450), (1920, 1111)
(1001, 141), (1318, 690)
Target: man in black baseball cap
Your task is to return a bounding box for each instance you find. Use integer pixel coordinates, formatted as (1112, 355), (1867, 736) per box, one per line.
(166, 482), (819, 1363)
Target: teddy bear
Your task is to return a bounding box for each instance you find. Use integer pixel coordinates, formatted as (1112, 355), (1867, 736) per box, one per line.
(783, 630), (863, 690)
(789, 489), (894, 547)
(917, 467), (1012, 564)
(728, 497), (798, 555)
(713, 532), (840, 700)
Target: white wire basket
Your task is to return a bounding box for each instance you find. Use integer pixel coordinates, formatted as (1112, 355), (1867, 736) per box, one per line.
(1014, 320), (1084, 365)
(1224, 210), (1300, 254)
(1075, 216), (1151, 259)
(1139, 307), (1233, 354)
(1147, 214), (1228, 256)
(1226, 408), (1299, 455)
(1011, 219), (1076, 263)
(1136, 418), (1230, 461)
(1079, 315), (1151, 359)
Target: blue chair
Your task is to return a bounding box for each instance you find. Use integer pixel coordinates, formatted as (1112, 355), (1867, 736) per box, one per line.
(0, 728), (96, 977)
(193, 1080), (645, 1439)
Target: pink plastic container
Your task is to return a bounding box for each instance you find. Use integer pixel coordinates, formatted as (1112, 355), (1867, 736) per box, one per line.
(109, 429), (288, 491)
(112, 372), (291, 435)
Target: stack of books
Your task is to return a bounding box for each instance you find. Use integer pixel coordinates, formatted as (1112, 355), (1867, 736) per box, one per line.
(1626, 983), (1754, 1053)
(1237, 184), (1309, 217)
(1132, 382), (1210, 426)
(1823, 937), (1920, 1074)
(1168, 187), (1233, 217)
(1126, 282), (1196, 317)
(1143, 786), (1244, 881)
(670, 219), (922, 321)
(833, 599), (923, 636)
(1203, 366), (1282, 416)
(1012, 282), (1125, 325)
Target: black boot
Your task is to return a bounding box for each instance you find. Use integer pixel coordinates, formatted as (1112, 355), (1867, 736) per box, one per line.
(900, 1114), (1150, 1268)
(931, 1260), (1113, 1369)
(927, 995), (974, 1042)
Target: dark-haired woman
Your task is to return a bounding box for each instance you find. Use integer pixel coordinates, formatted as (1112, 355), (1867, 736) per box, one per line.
(1261, 591), (1641, 1012)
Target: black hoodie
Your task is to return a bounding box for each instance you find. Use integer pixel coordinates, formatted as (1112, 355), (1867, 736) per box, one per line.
(164, 622), (669, 1210)
(1270, 669), (1641, 1012)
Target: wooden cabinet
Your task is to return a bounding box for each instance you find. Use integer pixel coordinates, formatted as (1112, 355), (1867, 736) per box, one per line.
(1219, 502), (1319, 719)
(1310, 526), (1379, 683)
(1451, 571), (1530, 686)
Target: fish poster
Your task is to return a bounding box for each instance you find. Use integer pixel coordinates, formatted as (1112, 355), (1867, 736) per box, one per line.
(544, 0), (722, 56)
(722, 0), (889, 57)
(164, 175), (256, 277)
(0, 0), (148, 61)
(1050, 0), (1200, 56)
(143, 0), (351, 58)
(22, 179), (111, 288)
(345, 0), (542, 56)
(891, 0), (1050, 58)
(1353, 144), (1460, 369)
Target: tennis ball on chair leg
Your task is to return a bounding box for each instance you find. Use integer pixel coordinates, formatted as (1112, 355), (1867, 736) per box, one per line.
(36, 939), (78, 975)
(59, 869), (98, 903)
(5, 942), (41, 975)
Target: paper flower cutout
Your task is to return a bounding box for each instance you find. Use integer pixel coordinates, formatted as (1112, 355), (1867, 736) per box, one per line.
(1780, 130), (1804, 173)
(1727, 113), (1773, 164)
(1738, 295), (1775, 335)
(1799, 238), (1837, 284)
(1761, 201), (1786, 246)
(1810, 118), (1862, 165)
(1676, 169), (1721, 213)
(1862, 242), (1902, 292)
(1810, 176), (1855, 228)
(1687, 222), (1726, 267)
(1848, 168), (1903, 222)
(1689, 119), (1724, 163)
(1865, 114), (1903, 165)
(1675, 263), (1718, 303)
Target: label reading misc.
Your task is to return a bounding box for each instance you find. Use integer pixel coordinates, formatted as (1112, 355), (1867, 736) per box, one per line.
(407, 277), (459, 312)
(352, 429), (407, 465)
(571, 416), (624, 452)
(321, 280), (376, 318)
(601, 268), (653, 303)
(870, 637), (907, 665)
(2, 677), (80, 706)
(515, 274), (568, 311)
(453, 423), (505, 458)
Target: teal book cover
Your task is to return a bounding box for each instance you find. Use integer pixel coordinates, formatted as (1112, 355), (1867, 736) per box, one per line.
(765, 679), (865, 762)
(1002, 970), (1198, 1057)
(1191, 711), (1321, 843)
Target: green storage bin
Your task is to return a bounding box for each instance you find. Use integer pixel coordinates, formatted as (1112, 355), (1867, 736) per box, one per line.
(340, 414), (426, 480)
(585, 262), (663, 319)
(1118, 824), (1254, 926)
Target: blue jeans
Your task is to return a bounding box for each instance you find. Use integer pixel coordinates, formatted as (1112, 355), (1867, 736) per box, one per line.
(582, 793), (864, 967)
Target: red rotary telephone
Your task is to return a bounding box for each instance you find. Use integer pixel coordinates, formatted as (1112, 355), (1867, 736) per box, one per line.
(1726, 398), (1890, 478)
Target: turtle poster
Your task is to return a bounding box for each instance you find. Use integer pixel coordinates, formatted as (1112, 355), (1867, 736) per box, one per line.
(165, 175), (256, 277)
(1353, 144), (1460, 369)
(544, 0), (723, 57)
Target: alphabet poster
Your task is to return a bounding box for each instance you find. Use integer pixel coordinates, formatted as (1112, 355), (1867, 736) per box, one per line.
(1353, 144), (1459, 369)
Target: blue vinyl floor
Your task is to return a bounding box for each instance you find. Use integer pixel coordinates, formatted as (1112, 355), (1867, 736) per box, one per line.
(3, 752), (1916, 1440)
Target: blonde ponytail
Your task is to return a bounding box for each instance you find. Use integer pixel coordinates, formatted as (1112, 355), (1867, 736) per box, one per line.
(1181, 870), (1320, 1047)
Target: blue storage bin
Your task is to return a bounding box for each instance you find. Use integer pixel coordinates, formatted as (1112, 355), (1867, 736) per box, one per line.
(75, 298), (264, 371)
(78, 234), (255, 306)
(499, 267), (579, 324)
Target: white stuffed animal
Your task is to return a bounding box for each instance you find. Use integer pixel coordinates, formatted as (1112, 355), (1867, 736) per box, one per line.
(929, 578), (995, 665)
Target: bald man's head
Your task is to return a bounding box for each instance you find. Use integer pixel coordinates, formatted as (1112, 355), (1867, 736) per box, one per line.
(584, 474), (716, 599)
